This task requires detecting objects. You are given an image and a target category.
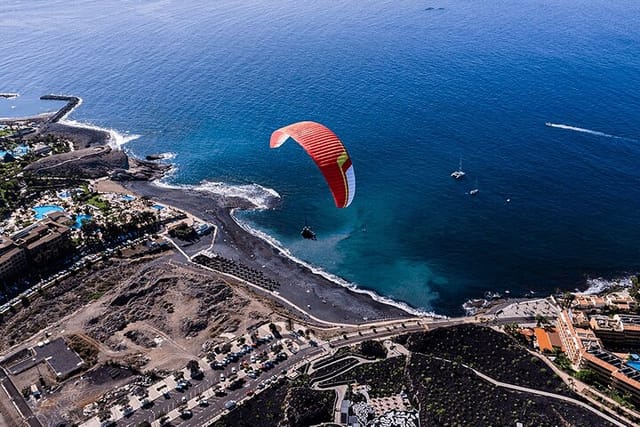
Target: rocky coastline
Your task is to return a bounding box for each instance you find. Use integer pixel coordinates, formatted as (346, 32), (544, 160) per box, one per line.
(14, 98), (415, 324)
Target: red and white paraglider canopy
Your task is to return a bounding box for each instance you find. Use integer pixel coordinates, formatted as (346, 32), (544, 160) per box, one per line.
(270, 121), (355, 208)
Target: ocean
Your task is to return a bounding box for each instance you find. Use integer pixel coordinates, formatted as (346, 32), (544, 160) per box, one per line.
(2, 0), (640, 316)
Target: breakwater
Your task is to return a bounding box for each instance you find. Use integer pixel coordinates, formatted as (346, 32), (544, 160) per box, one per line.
(40, 94), (82, 123)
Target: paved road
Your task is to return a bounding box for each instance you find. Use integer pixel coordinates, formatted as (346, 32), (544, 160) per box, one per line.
(0, 367), (42, 427)
(158, 316), (540, 426)
(120, 344), (323, 427)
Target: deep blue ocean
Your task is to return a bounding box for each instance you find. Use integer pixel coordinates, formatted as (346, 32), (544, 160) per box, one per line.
(2, 0), (640, 315)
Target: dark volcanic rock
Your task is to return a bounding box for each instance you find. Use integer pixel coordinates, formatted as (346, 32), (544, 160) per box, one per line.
(25, 146), (129, 179)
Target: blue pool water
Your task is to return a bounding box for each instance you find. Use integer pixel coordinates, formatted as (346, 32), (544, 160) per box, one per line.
(13, 145), (29, 157)
(627, 361), (640, 372)
(32, 205), (64, 220)
(121, 195), (136, 202)
(74, 214), (92, 229)
(152, 204), (165, 211)
(3, 0), (640, 315)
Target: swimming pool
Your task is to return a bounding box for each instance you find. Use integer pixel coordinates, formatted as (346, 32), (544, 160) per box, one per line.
(121, 194), (136, 201)
(74, 214), (92, 229)
(32, 205), (64, 220)
(627, 361), (640, 372)
(152, 204), (165, 210)
(12, 144), (29, 157)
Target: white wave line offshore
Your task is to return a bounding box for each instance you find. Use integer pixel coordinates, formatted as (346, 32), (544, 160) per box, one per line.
(545, 122), (638, 142)
(60, 119), (140, 149)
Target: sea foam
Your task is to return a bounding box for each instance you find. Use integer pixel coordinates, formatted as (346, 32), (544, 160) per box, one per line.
(153, 179), (281, 211)
(61, 119), (140, 149)
(230, 211), (445, 319)
(578, 276), (635, 295)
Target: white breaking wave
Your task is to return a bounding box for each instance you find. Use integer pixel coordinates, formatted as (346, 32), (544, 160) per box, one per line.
(58, 96), (82, 121)
(158, 152), (176, 160)
(230, 213), (446, 319)
(197, 181), (280, 210)
(153, 180), (281, 211)
(546, 122), (637, 142)
(578, 276), (634, 295)
(61, 119), (140, 149)
(151, 178), (442, 317)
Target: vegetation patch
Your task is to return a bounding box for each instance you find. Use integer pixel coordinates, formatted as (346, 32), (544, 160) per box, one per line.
(407, 353), (613, 427)
(403, 324), (569, 394)
(212, 380), (289, 427)
(66, 334), (99, 367)
(285, 387), (334, 427)
(319, 356), (406, 398)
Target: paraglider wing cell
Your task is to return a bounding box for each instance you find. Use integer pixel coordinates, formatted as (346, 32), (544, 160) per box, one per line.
(270, 121), (355, 208)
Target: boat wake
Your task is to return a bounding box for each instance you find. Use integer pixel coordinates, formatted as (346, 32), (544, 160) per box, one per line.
(545, 122), (637, 142)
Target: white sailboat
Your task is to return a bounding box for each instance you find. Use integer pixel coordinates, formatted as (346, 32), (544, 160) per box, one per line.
(451, 158), (466, 179)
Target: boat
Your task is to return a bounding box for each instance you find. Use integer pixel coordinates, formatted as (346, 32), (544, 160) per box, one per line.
(469, 179), (479, 195)
(301, 225), (317, 240)
(451, 158), (466, 179)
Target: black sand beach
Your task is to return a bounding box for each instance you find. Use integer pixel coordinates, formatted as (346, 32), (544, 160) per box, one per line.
(4, 96), (417, 325)
(123, 180), (415, 325)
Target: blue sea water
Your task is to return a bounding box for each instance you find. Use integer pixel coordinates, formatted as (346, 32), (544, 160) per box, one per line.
(2, 0), (640, 315)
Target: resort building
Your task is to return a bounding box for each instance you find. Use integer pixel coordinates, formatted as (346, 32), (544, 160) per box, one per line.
(582, 348), (640, 407)
(590, 314), (640, 351)
(572, 295), (607, 312)
(0, 237), (27, 281)
(556, 310), (601, 367)
(11, 215), (72, 266)
(605, 291), (638, 312)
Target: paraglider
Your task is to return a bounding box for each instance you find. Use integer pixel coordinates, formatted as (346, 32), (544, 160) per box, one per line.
(270, 121), (355, 208)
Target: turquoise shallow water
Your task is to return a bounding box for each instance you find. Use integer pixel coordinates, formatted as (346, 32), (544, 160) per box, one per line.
(2, 0), (640, 315)
(32, 205), (64, 220)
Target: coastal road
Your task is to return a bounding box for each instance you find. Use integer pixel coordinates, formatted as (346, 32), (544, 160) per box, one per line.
(122, 315), (542, 426)
(327, 315), (536, 350)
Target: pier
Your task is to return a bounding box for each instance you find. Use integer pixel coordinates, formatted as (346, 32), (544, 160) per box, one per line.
(40, 94), (82, 123)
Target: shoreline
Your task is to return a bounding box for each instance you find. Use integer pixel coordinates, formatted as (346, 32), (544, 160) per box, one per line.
(9, 99), (634, 323)
(10, 99), (418, 323)
(122, 179), (416, 324)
